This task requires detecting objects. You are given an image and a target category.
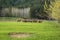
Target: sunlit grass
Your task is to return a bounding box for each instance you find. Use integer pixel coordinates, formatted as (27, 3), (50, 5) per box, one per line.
(0, 21), (60, 40)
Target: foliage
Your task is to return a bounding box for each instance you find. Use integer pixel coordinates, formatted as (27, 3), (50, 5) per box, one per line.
(0, 0), (56, 20)
(30, 0), (54, 19)
(50, 1), (60, 22)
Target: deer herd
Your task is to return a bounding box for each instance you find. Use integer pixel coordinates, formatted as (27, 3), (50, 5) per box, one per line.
(17, 18), (42, 23)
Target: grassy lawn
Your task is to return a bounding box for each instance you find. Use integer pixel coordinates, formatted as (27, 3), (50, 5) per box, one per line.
(0, 21), (60, 40)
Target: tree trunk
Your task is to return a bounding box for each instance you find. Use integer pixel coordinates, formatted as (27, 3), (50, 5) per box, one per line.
(0, 7), (2, 17)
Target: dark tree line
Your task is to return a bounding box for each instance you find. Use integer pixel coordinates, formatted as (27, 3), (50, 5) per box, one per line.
(0, 0), (55, 20)
(30, 0), (55, 20)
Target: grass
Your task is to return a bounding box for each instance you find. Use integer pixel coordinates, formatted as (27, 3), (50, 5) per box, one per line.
(0, 21), (60, 40)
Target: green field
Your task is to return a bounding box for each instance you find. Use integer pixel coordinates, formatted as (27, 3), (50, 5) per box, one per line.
(0, 21), (60, 40)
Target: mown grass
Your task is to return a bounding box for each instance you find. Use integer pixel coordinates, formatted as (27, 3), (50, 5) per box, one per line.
(0, 21), (60, 40)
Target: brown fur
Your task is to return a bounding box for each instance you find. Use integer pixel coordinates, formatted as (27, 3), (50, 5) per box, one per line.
(17, 18), (42, 23)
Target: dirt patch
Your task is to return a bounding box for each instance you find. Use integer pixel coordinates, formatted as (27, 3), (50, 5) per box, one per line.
(8, 32), (32, 38)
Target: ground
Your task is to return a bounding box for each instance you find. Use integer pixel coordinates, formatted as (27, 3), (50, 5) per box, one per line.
(0, 21), (60, 40)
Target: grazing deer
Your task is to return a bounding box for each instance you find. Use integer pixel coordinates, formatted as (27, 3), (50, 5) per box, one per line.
(17, 18), (42, 23)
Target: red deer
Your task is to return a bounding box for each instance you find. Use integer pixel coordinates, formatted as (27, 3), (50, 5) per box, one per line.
(17, 18), (42, 23)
